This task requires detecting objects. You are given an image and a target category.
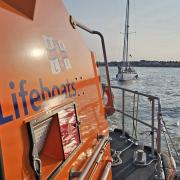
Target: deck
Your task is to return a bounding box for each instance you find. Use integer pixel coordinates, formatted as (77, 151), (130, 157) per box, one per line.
(110, 129), (157, 180)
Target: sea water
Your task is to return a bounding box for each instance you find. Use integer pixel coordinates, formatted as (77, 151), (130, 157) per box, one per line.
(99, 66), (180, 168)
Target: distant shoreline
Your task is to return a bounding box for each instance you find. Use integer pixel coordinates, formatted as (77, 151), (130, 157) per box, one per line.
(97, 60), (180, 68)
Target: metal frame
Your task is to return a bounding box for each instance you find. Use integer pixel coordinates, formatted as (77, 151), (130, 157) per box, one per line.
(101, 162), (112, 180)
(109, 85), (163, 179)
(79, 136), (109, 180)
(69, 136), (110, 180)
(69, 15), (114, 108)
(27, 102), (81, 180)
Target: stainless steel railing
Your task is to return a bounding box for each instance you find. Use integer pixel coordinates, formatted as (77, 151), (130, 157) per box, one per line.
(70, 136), (110, 180)
(107, 85), (163, 179)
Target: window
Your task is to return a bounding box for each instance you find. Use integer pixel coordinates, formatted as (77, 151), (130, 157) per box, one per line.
(27, 103), (81, 179)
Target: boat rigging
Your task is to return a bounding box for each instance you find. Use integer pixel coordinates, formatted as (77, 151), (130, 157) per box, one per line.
(116, 0), (138, 81)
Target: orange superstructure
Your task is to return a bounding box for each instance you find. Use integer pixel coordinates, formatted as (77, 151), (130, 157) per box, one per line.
(0, 0), (112, 179)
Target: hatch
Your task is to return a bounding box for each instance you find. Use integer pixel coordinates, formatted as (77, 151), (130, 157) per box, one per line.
(27, 103), (81, 179)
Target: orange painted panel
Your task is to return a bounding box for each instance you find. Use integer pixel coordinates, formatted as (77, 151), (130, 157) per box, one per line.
(0, 0), (36, 19)
(0, 0), (111, 179)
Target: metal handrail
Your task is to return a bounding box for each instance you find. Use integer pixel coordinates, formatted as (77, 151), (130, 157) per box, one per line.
(101, 162), (112, 180)
(115, 108), (157, 130)
(110, 85), (159, 99)
(107, 85), (163, 179)
(69, 15), (114, 108)
(78, 136), (109, 180)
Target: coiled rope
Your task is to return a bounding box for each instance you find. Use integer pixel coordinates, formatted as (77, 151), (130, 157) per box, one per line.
(111, 142), (134, 167)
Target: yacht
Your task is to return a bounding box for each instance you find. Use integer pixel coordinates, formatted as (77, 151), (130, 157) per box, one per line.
(116, 0), (138, 81)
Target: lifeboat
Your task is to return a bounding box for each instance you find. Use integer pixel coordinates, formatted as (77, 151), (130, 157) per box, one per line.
(0, 0), (112, 179)
(0, 0), (179, 180)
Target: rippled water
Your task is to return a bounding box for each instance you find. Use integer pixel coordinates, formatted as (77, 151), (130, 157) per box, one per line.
(99, 66), (180, 166)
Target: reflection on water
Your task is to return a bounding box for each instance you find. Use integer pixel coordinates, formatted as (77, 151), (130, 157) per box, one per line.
(99, 66), (180, 168)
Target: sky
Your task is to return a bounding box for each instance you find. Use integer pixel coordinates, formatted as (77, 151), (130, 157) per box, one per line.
(64, 0), (180, 61)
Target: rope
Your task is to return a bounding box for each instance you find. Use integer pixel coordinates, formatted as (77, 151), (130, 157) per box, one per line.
(111, 142), (133, 167)
(134, 159), (157, 167)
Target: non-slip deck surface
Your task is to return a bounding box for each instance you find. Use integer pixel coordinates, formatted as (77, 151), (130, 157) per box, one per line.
(110, 129), (157, 180)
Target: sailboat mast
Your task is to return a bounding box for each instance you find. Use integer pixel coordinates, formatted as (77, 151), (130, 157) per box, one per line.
(126, 0), (130, 67)
(122, 0), (130, 69)
(117, 0), (138, 80)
